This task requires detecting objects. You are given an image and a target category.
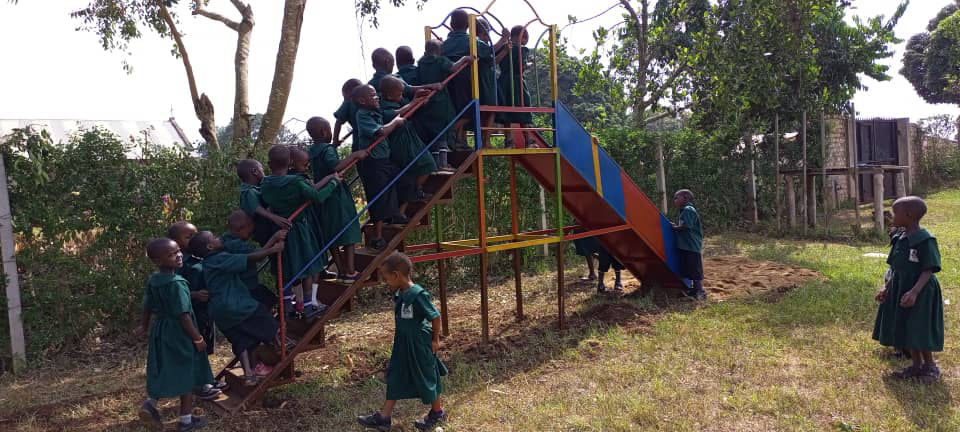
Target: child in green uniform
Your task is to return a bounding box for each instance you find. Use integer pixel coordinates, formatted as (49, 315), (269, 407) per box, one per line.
(306, 117), (363, 283)
(353, 84), (411, 250)
(261, 145), (342, 319)
(396, 46), (418, 85)
(442, 9), (508, 148)
(222, 211), (280, 308)
(368, 48), (440, 101)
(334, 78), (364, 151)
(290, 146), (338, 283)
(236, 159), (292, 246)
(138, 238), (213, 432)
(357, 252), (447, 431)
(496, 25), (534, 146)
(191, 230), (285, 385)
(417, 39), (473, 169)
(873, 196), (944, 382)
(166, 222), (224, 400)
(671, 189), (705, 300)
(381, 75), (438, 208)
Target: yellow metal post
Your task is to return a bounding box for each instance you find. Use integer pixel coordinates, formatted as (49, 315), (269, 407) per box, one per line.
(469, 14), (480, 100)
(424, 26), (432, 41)
(549, 25), (559, 102)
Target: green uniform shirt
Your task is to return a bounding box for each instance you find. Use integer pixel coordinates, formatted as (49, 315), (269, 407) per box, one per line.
(308, 142), (362, 246)
(873, 229), (944, 351)
(239, 183), (263, 217)
(675, 204), (703, 253)
(397, 64), (419, 85)
(260, 174), (338, 280)
(369, 70), (412, 97)
(260, 174), (338, 218)
(386, 283), (447, 404)
(355, 108), (391, 159)
(381, 100), (438, 177)
(334, 99), (360, 152)
(202, 251), (259, 330)
(443, 30), (496, 104)
(221, 232), (258, 291)
(143, 272), (213, 399)
(415, 55), (457, 137)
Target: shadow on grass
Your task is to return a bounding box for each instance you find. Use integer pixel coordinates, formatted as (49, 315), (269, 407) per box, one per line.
(882, 374), (955, 430)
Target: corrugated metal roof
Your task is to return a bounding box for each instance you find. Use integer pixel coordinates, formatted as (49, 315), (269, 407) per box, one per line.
(0, 118), (192, 158)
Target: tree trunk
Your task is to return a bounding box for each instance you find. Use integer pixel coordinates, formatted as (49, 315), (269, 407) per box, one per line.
(655, 139), (667, 212)
(255, 0), (306, 152)
(159, 0), (219, 152)
(229, 2), (254, 154)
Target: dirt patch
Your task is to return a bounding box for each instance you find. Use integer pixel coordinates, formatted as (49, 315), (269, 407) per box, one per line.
(574, 302), (652, 329)
(700, 256), (819, 299)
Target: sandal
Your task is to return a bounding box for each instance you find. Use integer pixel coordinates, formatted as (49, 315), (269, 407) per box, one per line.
(580, 274), (596, 281)
(242, 375), (261, 387)
(920, 364), (941, 383)
(891, 365), (923, 379)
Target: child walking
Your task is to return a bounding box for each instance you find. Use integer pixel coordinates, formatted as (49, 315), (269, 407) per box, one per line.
(306, 117), (363, 283)
(357, 252), (448, 431)
(138, 238), (213, 432)
(671, 189), (705, 300)
(873, 196), (944, 382)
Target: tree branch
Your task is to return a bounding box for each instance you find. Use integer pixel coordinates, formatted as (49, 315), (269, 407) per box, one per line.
(192, 1), (240, 31)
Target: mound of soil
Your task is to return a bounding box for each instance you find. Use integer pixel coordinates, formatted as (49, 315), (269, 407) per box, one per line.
(700, 256), (820, 299)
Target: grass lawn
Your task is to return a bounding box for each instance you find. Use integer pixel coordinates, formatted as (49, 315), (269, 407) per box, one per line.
(2, 189), (958, 431)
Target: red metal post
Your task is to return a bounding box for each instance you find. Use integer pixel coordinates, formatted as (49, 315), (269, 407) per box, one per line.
(510, 157), (524, 320)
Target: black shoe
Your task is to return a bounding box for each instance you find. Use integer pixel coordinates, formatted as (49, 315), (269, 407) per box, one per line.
(212, 379), (229, 391)
(370, 238), (387, 251)
(195, 384), (221, 401)
(414, 409), (447, 431)
(176, 415), (207, 432)
(320, 270), (338, 280)
(695, 290), (707, 301)
(613, 280), (624, 293)
(138, 400), (162, 431)
(597, 281), (607, 294)
(416, 188), (434, 202)
(357, 412), (392, 431)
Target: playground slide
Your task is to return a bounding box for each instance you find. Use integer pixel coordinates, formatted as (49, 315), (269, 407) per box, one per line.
(515, 101), (688, 291)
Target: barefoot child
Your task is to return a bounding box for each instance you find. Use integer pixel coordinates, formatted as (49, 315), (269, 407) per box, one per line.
(261, 145), (342, 318)
(191, 230), (285, 385)
(357, 252), (448, 431)
(381, 75), (438, 206)
(138, 238), (213, 432)
(873, 196), (944, 382)
(334, 78), (364, 151)
(671, 189), (705, 300)
(236, 159), (292, 246)
(353, 84), (410, 250)
(306, 117), (363, 283)
(416, 39), (473, 169)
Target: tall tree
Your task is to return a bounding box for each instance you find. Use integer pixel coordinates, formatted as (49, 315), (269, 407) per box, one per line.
(254, 0), (306, 152)
(901, 2), (960, 141)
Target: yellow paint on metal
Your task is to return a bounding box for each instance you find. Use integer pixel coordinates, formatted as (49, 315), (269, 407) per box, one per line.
(591, 136), (603, 197)
(469, 15), (480, 100)
(549, 25), (559, 102)
(486, 236), (562, 252)
(424, 26), (432, 41)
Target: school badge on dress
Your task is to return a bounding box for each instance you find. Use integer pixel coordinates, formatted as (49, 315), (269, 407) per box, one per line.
(401, 303), (414, 319)
(909, 249), (919, 263)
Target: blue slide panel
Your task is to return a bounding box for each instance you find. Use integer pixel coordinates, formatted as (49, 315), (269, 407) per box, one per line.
(659, 215), (689, 287)
(554, 102), (597, 191)
(596, 147), (626, 220)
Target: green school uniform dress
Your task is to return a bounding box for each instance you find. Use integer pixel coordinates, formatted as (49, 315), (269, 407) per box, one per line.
(443, 30), (497, 106)
(381, 100), (438, 177)
(497, 44), (532, 124)
(398, 64), (419, 85)
(386, 284), (448, 404)
(872, 229), (945, 351)
(334, 99), (360, 152)
(675, 204), (704, 281)
(308, 142), (362, 247)
(356, 107), (404, 220)
(203, 250), (277, 356)
(290, 169), (329, 253)
(143, 272), (214, 399)
(239, 182), (276, 246)
(176, 255), (214, 353)
(416, 54), (457, 143)
(260, 174), (339, 281)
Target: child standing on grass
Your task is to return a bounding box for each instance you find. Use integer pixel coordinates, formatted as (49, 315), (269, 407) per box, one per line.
(872, 196), (944, 383)
(138, 238), (213, 432)
(671, 189), (706, 300)
(357, 252), (448, 431)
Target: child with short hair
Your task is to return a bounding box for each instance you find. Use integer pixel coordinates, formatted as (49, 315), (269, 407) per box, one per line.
(289, 146), (338, 283)
(381, 75), (438, 206)
(496, 25), (534, 146)
(306, 117), (363, 283)
(138, 238), (213, 432)
(417, 39), (473, 169)
(334, 78), (364, 151)
(368, 48), (441, 100)
(396, 45), (418, 85)
(166, 222), (223, 400)
(671, 189), (705, 300)
(236, 159), (292, 246)
(261, 145), (342, 318)
(191, 229), (285, 385)
(222, 210), (280, 308)
(352, 84), (411, 251)
(357, 252), (447, 431)
(873, 196), (944, 382)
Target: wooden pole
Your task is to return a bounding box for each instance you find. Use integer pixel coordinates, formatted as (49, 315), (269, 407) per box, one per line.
(873, 172), (885, 236)
(895, 172), (907, 198)
(820, 112), (829, 230)
(0, 151), (25, 371)
(746, 131), (758, 224)
(850, 105), (861, 231)
(787, 175), (797, 228)
(775, 114), (781, 231)
(801, 111), (808, 234)
(808, 176), (818, 229)
(656, 139), (668, 213)
(510, 157), (523, 320)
